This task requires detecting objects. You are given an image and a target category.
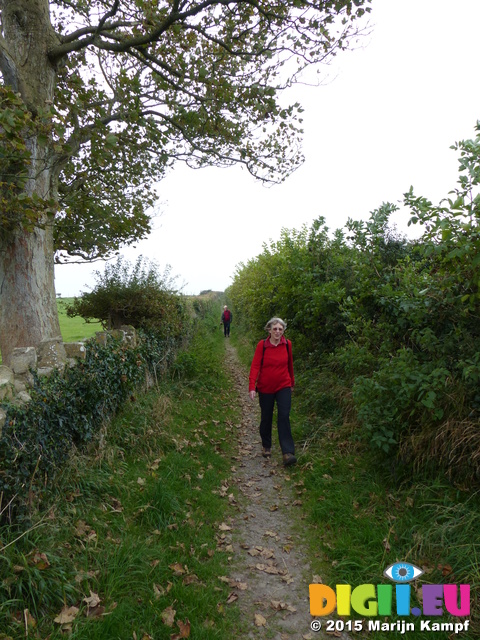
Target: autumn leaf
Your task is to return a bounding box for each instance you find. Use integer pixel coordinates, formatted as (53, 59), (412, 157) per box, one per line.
(438, 563), (453, 577)
(54, 605), (80, 625)
(218, 523), (232, 531)
(263, 530), (278, 538)
(254, 613), (267, 627)
(226, 592), (238, 604)
(169, 563), (187, 576)
(153, 584), (164, 599)
(161, 605), (176, 627)
(85, 605), (106, 618)
(29, 551), (50, 570)
(83, 590), (101, 609)
(171, 618), (191, 639)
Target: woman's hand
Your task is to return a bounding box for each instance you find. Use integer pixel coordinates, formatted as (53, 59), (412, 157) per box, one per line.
(249, 390), (256, 401)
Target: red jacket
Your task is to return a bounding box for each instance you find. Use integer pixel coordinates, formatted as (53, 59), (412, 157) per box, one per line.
(249, 336), (294, 394)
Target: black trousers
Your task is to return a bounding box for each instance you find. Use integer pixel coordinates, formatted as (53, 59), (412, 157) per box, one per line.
(223, 322), (231, 336)
(258, 387), (295, 455)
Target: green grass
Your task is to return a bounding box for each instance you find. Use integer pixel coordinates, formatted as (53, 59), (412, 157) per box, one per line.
(0, 307), (244, 638)
(57, 297), (101, 342)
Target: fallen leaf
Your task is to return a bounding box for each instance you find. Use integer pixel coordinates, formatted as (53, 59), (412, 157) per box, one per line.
(231, 580), (248, 590)
(226, 592), (238, 604)
(170, 618), (191, 639)
(85, 605), (106, 618)
(439, 563), (453, 577)
(254, 613), (267, 627)
(264, 530), (278, 538)
(153, 584), (164, 599)
(218, 523), (232, 531)
(83, 590), (101, 609)
(169, 563), (187, 576)
(54, 605), (80, 625)
(161, 605), (176, 627)
(29, 552), (50, 570)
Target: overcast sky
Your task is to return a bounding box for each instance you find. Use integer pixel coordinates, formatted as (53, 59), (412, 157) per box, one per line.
(54, 0), (480, 298)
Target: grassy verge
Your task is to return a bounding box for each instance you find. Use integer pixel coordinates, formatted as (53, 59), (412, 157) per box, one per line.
(230, 331), (479, 639)
(0, 309), (243, 638)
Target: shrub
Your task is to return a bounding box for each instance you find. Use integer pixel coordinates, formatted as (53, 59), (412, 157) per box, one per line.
(66, 255), (188, 338)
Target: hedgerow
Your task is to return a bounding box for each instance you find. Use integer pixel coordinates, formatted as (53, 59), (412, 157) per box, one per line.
(227, 124), (480, 485)
(0, 329), (179, 525)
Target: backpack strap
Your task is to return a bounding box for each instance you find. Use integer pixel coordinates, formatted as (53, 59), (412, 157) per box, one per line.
(259, 338), (289, 370)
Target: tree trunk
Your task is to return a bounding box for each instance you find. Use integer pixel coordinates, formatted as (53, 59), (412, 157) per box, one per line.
(0, 0), (62, 365)
(0, 223), (61, 366)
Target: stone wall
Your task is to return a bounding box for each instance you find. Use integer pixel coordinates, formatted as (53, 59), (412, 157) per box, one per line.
(0, 326), (137, 434)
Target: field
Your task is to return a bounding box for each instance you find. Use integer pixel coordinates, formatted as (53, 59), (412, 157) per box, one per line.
(57, 297), (102, 342)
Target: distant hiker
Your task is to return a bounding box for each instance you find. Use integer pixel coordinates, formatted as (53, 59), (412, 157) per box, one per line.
(248, 317), (296, 467)
(221, 305), (232, 337)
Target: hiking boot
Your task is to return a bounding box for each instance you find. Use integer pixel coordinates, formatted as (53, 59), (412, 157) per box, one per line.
(262, 447), (271, 458)
(283, 453), (297, 467)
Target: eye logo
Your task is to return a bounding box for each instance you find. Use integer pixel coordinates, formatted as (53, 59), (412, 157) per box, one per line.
(384, 562), (424, 583)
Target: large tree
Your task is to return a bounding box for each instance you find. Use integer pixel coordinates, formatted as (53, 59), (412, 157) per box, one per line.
(0, 0), (370, 364)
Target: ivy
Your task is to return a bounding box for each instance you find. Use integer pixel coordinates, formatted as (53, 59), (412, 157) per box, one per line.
(0, 330), (179, 524)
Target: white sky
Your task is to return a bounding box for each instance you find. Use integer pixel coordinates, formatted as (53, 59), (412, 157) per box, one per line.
(54, 0), (480, 298)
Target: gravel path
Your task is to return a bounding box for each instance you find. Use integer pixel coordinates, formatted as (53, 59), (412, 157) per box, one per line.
(221, 340), (341, 640)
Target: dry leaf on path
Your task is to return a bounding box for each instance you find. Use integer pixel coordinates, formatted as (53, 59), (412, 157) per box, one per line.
(254, 613), (267, 627)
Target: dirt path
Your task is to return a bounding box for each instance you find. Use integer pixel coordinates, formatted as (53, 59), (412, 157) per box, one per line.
(222, 340), (337, 640)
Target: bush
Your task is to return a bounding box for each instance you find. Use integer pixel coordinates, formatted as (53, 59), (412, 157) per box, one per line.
(66, 255), (188, 338)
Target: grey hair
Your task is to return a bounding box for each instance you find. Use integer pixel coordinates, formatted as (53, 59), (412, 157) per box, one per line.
(264, 317), (287, 332)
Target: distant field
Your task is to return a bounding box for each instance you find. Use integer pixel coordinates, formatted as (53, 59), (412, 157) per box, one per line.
(57, 297), (102, 342)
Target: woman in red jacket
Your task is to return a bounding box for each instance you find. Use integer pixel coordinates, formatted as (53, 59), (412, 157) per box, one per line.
(249, 317), (296, 466)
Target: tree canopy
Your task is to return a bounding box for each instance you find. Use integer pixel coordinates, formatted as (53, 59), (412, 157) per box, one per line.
(0, 0), (370, 363)
(1, 0), (371, 261)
